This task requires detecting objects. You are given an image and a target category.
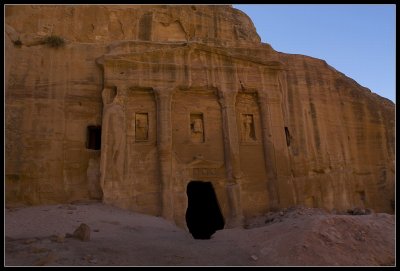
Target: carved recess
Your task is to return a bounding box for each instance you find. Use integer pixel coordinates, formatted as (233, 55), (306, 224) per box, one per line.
(190, 113), (204, 143)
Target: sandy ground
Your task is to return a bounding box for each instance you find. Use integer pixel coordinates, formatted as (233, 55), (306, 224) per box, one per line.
(4, 201), (396, 266)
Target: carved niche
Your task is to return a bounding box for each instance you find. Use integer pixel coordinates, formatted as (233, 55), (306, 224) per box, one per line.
(135, 113), (149, 141)
(241, 114), (256, 142)
(190, 113), (204, 143)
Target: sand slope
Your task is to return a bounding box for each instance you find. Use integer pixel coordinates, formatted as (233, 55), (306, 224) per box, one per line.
(4, 202), (395, 266)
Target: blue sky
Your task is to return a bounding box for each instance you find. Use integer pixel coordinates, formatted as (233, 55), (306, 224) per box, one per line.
(233, 4), (395, 103)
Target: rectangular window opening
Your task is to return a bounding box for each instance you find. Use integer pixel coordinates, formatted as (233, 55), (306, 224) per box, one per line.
(87, 125), (101, 150)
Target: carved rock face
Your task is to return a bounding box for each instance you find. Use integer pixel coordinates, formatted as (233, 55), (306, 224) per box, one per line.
(5, 5), (395, 230)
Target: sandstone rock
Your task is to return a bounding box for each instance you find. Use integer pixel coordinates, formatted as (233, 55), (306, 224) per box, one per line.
(5, 5), (395, 232)
(265, 217), (275, 224)
(34, 252), (57, 266)
(72, 223), (91, 241)
(30, 246), (50, 254)
(24, 238), (37, 244)
(67, 205), (77, 210)
(347, 207), (372, 216)
(50, 234), (65, 243)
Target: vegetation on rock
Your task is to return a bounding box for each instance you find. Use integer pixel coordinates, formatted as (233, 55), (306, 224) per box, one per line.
(13, 39), (22, 47)
(43, 35), (65, 48)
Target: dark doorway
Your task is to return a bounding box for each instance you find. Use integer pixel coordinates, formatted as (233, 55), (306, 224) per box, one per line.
(185, 181), (225, 239)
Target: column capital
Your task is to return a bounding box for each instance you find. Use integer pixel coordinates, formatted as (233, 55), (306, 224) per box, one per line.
(153, 87), (175, 99)
(217, 89), (237, 108)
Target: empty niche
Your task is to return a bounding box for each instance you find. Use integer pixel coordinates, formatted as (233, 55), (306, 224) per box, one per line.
(87, 125), (101, 150)
(135, 113), (149, 141)
(190, 113), (204, 143)
(241, 114), (256, 141)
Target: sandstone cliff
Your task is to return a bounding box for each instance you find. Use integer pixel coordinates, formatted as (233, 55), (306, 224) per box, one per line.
(5, 5), (395, 229)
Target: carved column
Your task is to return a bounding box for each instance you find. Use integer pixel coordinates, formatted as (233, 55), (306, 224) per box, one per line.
(257, 90), (279, 210)
(154, 88), (174, 221)
(218, 88), (244, 228)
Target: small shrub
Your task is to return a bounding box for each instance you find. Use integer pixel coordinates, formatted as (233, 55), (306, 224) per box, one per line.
(13, 39), (22, 47)
(43, 35), (65, 48)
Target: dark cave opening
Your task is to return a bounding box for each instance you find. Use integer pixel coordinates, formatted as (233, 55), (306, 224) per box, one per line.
(185, 181), (225, 239)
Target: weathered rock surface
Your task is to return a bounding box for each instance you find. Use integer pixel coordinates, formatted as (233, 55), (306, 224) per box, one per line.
(5, 5), (395, 230)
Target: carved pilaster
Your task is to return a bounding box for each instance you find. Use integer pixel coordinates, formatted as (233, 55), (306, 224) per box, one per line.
(154, 88), (174, 221)
(257, 91), (279, 210)
(218, 88), (244, 228)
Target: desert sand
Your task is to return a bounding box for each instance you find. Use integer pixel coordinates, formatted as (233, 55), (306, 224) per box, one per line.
(4, 201), (395, 266)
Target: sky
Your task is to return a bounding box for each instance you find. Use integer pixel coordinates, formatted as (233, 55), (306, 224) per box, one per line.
(233, 4), (395, 103)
